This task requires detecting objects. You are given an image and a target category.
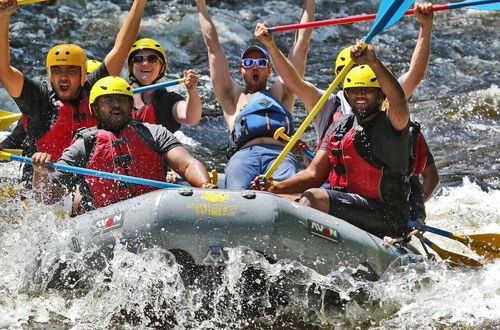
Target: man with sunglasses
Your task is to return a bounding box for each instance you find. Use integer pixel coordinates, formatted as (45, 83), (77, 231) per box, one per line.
(195, 0), (315, 189)
(0, 0), (148, 183)
(127, 38), (202, 133)
(31, 76), (215, 213)
(253, 42), (415, 241)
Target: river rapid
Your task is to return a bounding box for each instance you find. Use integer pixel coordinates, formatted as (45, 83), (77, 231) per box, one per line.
(0, 0), (499, 329)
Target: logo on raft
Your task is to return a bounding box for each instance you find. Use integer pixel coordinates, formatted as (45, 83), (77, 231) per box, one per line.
(91, 212), (125, 236)
(307, 219), (339, 243)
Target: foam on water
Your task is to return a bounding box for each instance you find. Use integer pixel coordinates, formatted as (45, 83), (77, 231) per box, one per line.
(0, 174), (498, 328)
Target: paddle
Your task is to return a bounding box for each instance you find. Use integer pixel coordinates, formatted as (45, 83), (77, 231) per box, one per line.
(0, 151), (181, 190)
(133, 78), (185, 94)
(0, 110), (22, 131)
(273, 127), (314, 160)
(1, 149), (23, 156)
(269, 0), (500, 32)
(262, 0), (415, 180)
(409, 221), (500, 259)
(18, 0), (48, 4)
(422, 237), (483, 267)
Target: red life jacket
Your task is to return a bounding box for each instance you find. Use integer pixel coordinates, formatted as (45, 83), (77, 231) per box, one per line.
(132, 89), (182, 133)
(84, 124), (165, 208)
(328, 127), (384, 200)
(133, 103), (157, 124)
(327, 114), (411, 203)
(36, 97), (98, 161)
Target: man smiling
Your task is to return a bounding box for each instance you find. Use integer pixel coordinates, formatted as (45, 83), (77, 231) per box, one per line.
(253, 42), (413, 240)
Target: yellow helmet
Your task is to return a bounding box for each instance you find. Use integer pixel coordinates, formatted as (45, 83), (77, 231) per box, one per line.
(46, 44), (87, 87)
(343, 65), (380, 89)
(89, 76), (133, 106)
(86, 59), (102, 74)
(128, 38), (167, 63)
(334, 46), (352, 76)
(128, 38), (167, 81)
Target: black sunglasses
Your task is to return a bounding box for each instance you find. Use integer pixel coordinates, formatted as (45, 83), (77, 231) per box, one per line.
(132, 54), (160, 64)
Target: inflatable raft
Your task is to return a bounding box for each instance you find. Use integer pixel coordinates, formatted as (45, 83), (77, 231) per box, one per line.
(67, 188), (420, 280)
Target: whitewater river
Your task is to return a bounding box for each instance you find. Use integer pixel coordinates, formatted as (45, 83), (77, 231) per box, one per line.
(0, 0), (499, 328)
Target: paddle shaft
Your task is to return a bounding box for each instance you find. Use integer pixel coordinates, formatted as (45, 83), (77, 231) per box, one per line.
(2, 153), (180, 189)
(133, 78), (185, 94)
(18, 0), (47, 5)
(263, 59), (355, 179)
(269, 0), (500, 32)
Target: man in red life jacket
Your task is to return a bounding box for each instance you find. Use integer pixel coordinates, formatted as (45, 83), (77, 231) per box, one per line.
(0, 59), (105, 185)
(0, 0), (148, 167)
(31, 76), (216, 212)
(253, 42), (414, 239)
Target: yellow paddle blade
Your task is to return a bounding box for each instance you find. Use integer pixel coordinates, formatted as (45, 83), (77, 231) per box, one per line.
(2, 149), (23, 156)
(0, 183), (22, 199)
(465, 233), (500, 259)
(424, 238), (483, 267)
(0, 110), (21, 131)
(18, 0), (48, 5)
(0, 151), (13, 161)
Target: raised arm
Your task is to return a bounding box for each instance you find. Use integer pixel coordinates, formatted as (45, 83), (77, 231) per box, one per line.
(0, 0), (24, 98)
(271, 0), (316, 111)
(195, 0), (241, 119)
(104, 0), (148, 76)
(399, 2), (434, 99)
(351, 41), (409, 131)
(256, 22), (321, 112)
(172, 69), (202, 125)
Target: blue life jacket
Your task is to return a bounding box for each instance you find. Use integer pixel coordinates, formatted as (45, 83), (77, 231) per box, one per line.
(232, 91), (294, 147)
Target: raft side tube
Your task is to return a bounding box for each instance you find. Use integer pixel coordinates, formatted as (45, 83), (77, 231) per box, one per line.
(70, 189), (419, 278)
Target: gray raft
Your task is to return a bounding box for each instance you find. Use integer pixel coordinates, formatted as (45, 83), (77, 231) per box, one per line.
(67, 188), (420, 280)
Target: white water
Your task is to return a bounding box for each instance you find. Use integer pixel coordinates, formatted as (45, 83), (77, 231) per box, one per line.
(0, 169), (498, 328)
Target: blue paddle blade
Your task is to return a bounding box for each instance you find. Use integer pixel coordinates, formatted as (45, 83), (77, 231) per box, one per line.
(452, 0), (500, 10)
(365, 0), (415, 43)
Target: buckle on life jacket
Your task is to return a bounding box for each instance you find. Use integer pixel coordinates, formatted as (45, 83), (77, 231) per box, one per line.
(118, 181), (133, 190)
(333, 164), (346, 174)
(73, 113), (88, 120)
(112, 138), (127, 146)
(113, 154), (132, 166)
(330, 148), (342, 156)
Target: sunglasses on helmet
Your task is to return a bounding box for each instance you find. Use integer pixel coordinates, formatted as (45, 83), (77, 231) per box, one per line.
(132, 54), (160, 64)
(241, 58), (269, 68)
